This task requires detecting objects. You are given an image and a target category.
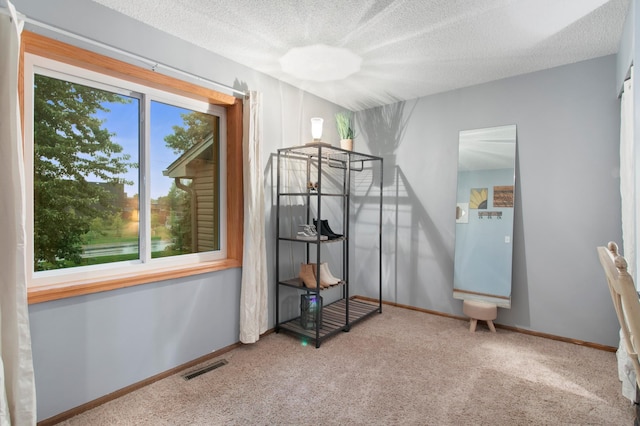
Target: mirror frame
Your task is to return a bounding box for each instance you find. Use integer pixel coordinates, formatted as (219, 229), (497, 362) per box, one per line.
(453, 124), (517, 309)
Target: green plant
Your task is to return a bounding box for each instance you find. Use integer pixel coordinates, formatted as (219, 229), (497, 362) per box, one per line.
(335, 111), (355, 139)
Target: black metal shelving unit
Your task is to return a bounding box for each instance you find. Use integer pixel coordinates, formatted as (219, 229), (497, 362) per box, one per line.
(275, 143), (383, 348)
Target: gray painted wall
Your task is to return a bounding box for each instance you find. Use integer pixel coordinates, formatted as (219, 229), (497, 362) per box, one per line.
(352, 55), (622, 348)
(29, 269), (242, 419)
(14, 0), (626, 421)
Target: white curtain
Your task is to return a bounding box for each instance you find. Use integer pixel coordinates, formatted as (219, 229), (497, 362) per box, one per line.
(620, 68), (635, 281)
(618, 67), (636, 402)
(0, 1), (37, 424)
(239, 91), (268, 344)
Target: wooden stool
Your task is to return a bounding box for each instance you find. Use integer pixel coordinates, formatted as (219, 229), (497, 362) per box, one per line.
(463, 300), (497, 332)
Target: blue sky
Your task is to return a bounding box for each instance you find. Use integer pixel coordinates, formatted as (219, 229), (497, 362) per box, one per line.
(100, 98), (191, 199)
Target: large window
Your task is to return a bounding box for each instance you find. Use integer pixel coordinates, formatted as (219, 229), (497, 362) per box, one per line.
(22, 33), (242, 301)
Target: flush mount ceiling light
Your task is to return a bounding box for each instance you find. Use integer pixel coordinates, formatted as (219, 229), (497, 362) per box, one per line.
(279, 44), (362, 82)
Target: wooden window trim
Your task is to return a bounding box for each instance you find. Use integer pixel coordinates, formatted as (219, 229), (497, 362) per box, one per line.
(21, 32), (243, 304)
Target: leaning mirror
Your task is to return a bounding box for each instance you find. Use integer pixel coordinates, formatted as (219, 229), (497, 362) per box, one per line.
(453, 125), (516, 309)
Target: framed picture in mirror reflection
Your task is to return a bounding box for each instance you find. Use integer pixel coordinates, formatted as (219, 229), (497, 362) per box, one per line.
(493, 185), (514, 207)
(456, 203), (469, 224)
(469, 187), (488, 209)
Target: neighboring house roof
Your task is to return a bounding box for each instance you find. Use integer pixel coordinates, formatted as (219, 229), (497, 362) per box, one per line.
(163, 133), (214, 178)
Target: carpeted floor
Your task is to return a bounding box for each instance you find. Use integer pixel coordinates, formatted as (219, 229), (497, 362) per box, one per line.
(58, 304), (634, 425)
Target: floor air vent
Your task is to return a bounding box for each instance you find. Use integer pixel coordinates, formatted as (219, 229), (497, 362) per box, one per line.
(182, 359), (228, 381)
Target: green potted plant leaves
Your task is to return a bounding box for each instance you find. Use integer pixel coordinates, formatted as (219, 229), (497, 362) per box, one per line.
(335, 111), (355, 150)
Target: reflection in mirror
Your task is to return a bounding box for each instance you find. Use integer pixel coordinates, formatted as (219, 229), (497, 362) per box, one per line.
(453, 125), (516, 309)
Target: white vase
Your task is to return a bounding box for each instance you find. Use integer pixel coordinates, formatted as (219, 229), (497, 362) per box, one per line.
(340, 138), (353, 151)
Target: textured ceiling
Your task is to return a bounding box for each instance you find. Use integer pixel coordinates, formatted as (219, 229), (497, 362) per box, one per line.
(91, 0), (630, 110)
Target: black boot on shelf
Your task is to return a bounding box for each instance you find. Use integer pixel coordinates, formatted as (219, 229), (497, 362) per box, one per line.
(321, 219), (343, 239)
(313, 219), (343, 239)
(313, 219), (338, 239)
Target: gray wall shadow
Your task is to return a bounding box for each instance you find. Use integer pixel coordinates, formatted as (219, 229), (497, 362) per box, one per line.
(351, 164), (454, 311)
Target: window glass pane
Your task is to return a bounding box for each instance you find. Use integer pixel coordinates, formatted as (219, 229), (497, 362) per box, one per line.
(150, 101), (220, 258)
(33, 74), (139, 271)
